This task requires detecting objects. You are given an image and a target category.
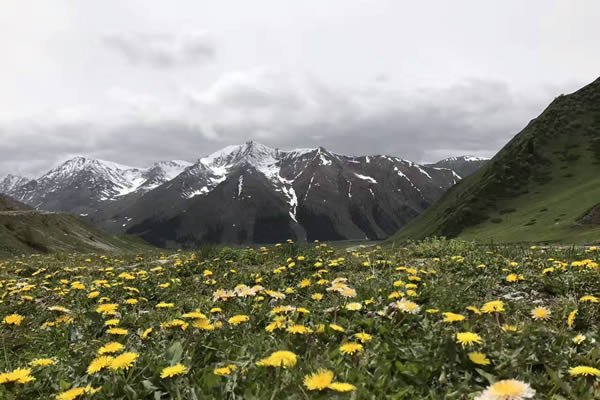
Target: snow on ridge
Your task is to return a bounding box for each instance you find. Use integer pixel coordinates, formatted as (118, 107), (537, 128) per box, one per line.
(353, 173), (377, 184)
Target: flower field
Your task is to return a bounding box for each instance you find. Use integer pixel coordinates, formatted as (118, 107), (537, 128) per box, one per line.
(1, 239), (600, 399)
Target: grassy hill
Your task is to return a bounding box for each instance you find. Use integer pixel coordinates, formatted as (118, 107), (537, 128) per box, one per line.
(393, 77), (600, 244)
(0, 208), (151, 257)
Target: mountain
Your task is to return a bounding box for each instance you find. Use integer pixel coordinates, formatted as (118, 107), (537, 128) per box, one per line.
(393, 77), (600, 244)
(0, 174), (31, 194)
(428, 156), (489, 178)
(103, 141), (462, 246)
(0, 194), (149, 256)
(7, 157), (191, 215)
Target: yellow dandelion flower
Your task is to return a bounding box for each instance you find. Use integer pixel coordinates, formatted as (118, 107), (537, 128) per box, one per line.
(329, 323), (345, 332)
(141, 327), (153, 339)
(95, 304), (118, 315)
(55, 385), (101, 400)
(287, 325), (313, 334)
(256, 350), (298, 368)
(339, 342), (363, 355)
(328, 382), (356, 392)
(345, 302), (362, 311)
(109, 352), (138, 371)
(98, 342), (124, 355)
(354, 332), (373, 343)
(3, 313), (24, 326)
(29, 358), (55, 367)
(228, 315), (249, 325)
(456, 332), (483, 347)
(569, 365), (600, 377)
(481, 300), (505, 314)
(567, 309), (577, 328)
(579, 295), (599, 303)
(0, 367), (35, 384)
(303, 369), (334, 391)
(106, 327), (128, 336)
(501, 324), (519, 333)
(468, 352), (491, 366)
(87, 356), (114, 374)
(214, 364), (237, 376)
(531, 306), (551, 321)
(160, 364), (188, 379)
(572, 334), (586, 345)
(442, 312), (466, 323)
(311, 293), (323, 301)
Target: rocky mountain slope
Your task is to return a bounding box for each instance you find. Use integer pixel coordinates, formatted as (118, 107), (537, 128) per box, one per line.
(428, 156), (489, 178)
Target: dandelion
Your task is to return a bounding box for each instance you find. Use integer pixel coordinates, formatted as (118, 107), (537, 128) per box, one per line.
(95, 304), (118, 315)
(572, 334), (586, 345)
(501, 324), (519, 333)
(141, 327), (153, 339)
(106, 327), (128, 336)
(442, 312), (466, 323)
(160, 364), (188, 379)
(396, 298), (421, 314)
(287, 325), (313, 334)
(475, 379), (535, 400)
(304, 369), (334, 391)
(256, 350), (298, 368)
(156, 302), (175, 308)
(329, 323), (345, 332)
(55, 386), (101, 400)
(311, 293), (323, 301)
(345, 302), (362, 311)
(214, 364), (237, 376)
(87, 356), (114, 374)
(109, 352), (138, 371)
(579, 295), (599, 303)
(568, 365), (600, 377)
(0, 368), (35, 384)
(339, 342), (363, 355)
(481, 300), (505, 314)
(228, 315), (249, 325)
(456, 332), (483, 347)
(328, 382), (356, 392)
(98, 342), (124, 355)
(468, 352), (491, 366)
(531, 306), (551, 321)
(354, 332), (373, 343)
(29, 358), (55, 367)
(3, 313), (24, 326)
(567, 309), (577, 328)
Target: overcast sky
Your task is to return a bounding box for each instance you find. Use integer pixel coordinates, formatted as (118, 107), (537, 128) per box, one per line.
(1, 1), (599, 176)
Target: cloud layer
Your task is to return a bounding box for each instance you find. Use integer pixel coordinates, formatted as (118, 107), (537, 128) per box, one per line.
(0, 68), (563, 177)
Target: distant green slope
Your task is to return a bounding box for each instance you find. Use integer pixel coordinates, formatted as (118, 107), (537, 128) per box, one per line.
(0, 212), (151, 257)
(393, 77), (600, 244)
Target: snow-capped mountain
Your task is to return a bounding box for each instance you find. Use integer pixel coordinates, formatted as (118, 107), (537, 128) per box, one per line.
(3, 142), (487, 245)
(0, 175), (31, 195)
(98, 141), (465, 245)
(428, 155), (490, 178)
(7, 157), (192, 214)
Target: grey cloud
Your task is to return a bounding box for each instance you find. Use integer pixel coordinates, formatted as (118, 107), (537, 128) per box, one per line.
(103, 32), (216, 68)
(0, 73), (566, 178)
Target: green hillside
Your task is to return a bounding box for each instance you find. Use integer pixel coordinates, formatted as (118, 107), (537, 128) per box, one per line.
(393, 77), (600, 244)
(0, 212), (151, 257)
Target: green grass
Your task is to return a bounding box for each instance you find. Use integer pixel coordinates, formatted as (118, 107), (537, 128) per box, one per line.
(393, 77), (600, 244)
(0, 213), (152, 257)
(1, 239), (600, 399)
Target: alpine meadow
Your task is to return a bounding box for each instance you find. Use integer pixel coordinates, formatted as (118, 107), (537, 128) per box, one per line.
(1, 1), (599, 399)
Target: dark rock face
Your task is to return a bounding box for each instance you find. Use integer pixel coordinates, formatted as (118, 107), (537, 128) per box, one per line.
(1, 141), (485, 246)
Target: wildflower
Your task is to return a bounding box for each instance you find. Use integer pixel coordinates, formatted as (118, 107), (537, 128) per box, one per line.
(214, 364), (237, 376)
(505, 273), (525, 283)
(354, 332), (373, 343)
(160, 364), (188, 379)
(531, 306), (551, 321)
(311, 293), (324, 301)
(228, 315), (249, 325)
(567, 309), (577, 328)
(141, 327), (153, 339)
(456, 332), (483, 347)
(87, 356), (114, 374)
(481, 300), (505, 313)
(475, 379), (535, 400)
(466, 306), (481, 314)
(345, 302), (362, 311)
(328, 382), (356, 392)
(298, 279), (311, 288)
(287, 325), (313, 334)
(396, 298), (421, 314)
(104, 319), (120, 326)
(156, 302), (175, 308)
(568, 365), (600, 377)
(339, 342), (363, 355)
(3, 313), (24, 326)
(29, 358), (55, 367)
(468, 352), (491, 366)
(256, 350), (298, 368)
(95, 304), (118, 315)
(572, 334), (586, 345)
(106, 327), (128, 335)
(0, 368), (35, 384)
(55, 386), (101, 400)
(192, 319), (215, 331)
(303, 369), (334, 391)
(329, 324), (345, 332)
(443, 312), (466, 323)
(109, 352), (138, 371)
(98, 342), (124, 355)
(579, 295), (599, 303)
(181, 311), (207, 320)
(501, 324), (519, 333)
